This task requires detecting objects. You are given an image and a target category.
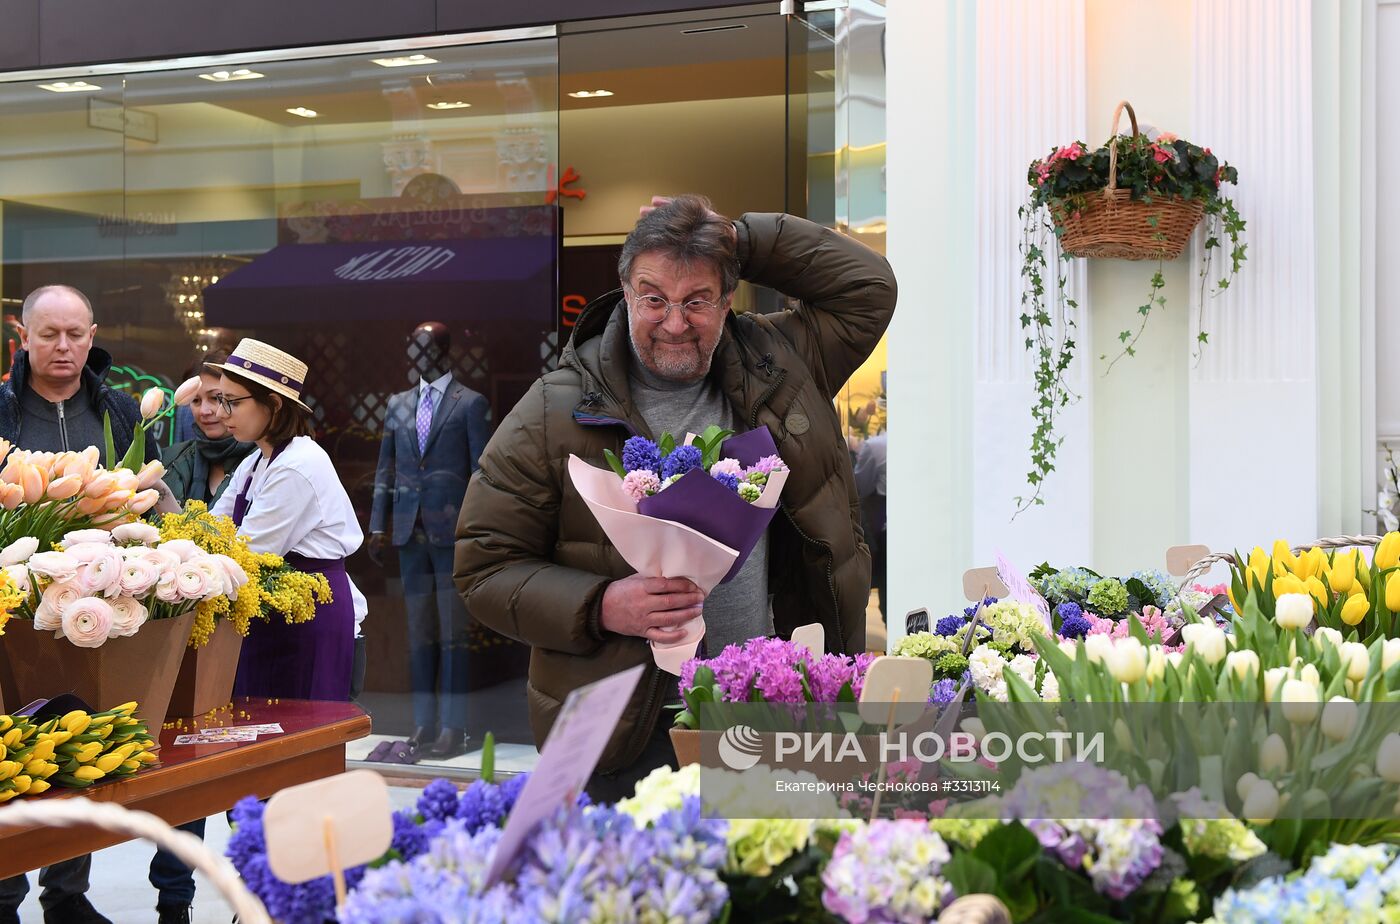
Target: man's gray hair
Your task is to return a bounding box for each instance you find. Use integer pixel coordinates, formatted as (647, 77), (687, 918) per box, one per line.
(21, 285), (94, 326)
(617, 195), (739, 298)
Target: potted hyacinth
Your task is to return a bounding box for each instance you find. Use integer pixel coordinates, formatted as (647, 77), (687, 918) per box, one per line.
(671, 636), (876, 767)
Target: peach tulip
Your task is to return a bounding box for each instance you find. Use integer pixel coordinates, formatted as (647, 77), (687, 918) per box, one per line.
(0, 484), (23, 510)
(129, 489), (160, 515)
(111, 470), (139, 494)
(140, 388), (166, 421)
(75, 494), (109, 517)
(173, 376), (202, 407)
(0, 438), (11, 462)
(83, 473), (116, 499)
(46, 475), (84, 501)
(20, 464), (48, 505)
(101, 489), (134, 513)
(135, 460), (165, 491)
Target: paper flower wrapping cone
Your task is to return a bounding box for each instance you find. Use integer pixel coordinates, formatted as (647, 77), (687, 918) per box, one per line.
(568, 427), (789, 675)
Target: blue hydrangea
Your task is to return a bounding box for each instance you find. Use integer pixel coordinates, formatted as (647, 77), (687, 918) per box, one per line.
(935, 615), (966, 637)
(1129, 570), (1179, 609)
(713, 471), (740, 492)
(622, 436), (662, 475)
(662, 444), (704, 480)
(963, 597), (999, 618)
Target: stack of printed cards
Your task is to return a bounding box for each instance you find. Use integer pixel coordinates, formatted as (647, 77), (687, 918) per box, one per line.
(173, 723), (285, 745)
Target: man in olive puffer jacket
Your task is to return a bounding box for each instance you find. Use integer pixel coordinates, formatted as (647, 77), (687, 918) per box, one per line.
(455, 195), (896, 799)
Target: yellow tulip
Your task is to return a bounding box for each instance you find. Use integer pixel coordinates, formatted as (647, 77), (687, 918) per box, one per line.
(1377, 532), (1400, 572)
(60, 712), (91, 736)
(1298, 548), (1328, 581)
(71, 765), (104, 782)
(136, 750), (158, 765)
(1341, 594), (1370, 626)
(1388, 574), (1400, 614)
(1273, 574), (1307, 598)
(93, 753), (124, 774)
(1359, 563), (1373, 592)
(1330, 550), (1358, 594)
(1273, 539), (1299, 576)
(27, 779), (49, 795)
(10, 775), (30, 794)
(1304, 576), (1329, 608)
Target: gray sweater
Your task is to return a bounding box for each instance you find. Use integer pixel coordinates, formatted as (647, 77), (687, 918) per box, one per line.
(628, 354), (773, 656)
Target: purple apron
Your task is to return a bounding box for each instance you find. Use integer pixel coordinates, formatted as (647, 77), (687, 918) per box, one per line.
(231, 444), (355, 702)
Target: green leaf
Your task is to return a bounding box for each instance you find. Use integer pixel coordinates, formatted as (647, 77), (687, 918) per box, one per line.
(942, 853), (998, 898)
(971, 822), (1042, 881)
(103, 412), (118, 470)
(659, 433), (676, 457)
(120, 423), (147, 473)
(603, 448), (627, 479)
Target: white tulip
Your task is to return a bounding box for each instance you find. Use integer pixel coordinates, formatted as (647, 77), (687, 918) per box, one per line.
(1321, 696), (1359, 742)
(1383, 639), (1400, 672)
(1235, 771), (1260, 802)
(1313, 626), (1345, 651)
(1281, 679), (1320, 724)
(1264, 667), (1289, 701)
(1242, 779), (1280, 822)
(1259, 733), (1289, 775)
(1106, 638), (1147, 685)
(1378, 734), (1400, 783)
(1145, 647), (1167, 685)
(1274, 593), (1314, 630)
(1225, 650), (1260, 683)
(1182, 623), (1227, 665)
(1339, 642), (1371, 683)
(1084, 634), (1113, 665)
(1299, 663), (1321, 689)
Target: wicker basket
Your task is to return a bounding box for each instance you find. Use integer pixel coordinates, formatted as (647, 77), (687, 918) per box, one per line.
(1182, 534), (1385, 587)
(1056, 101), (1205, 261)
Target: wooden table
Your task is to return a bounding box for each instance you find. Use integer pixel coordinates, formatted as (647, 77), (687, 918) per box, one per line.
(0, 698), (370, 877)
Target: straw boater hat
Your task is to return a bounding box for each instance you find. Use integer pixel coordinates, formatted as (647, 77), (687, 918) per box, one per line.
(206, 338), (313, 413)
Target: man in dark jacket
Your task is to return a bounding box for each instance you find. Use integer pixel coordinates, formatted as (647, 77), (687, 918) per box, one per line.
(455, 196), (896, 799)
(0, 285), (159, 464)
(0, 284), (160, 924)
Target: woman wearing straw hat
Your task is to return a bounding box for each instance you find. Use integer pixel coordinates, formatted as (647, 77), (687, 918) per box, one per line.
(208, 339), (366, 700)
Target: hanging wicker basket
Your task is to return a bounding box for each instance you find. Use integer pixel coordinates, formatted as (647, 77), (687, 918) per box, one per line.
(1055, 101), (1205, 261)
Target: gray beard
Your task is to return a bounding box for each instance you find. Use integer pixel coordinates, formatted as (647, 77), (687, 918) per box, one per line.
(629, 328), (720, 384)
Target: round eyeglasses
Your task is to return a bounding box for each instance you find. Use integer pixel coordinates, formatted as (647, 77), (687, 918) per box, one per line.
(625, 284), (725, 325)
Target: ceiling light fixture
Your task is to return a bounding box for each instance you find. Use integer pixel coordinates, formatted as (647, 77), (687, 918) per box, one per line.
(567, 89), (614, 99)
(38, 80), (101, 93)
(286, 107), (319, 118)
(199, 68), (265, 82)
(372, 54), (439, 68)
(426, 101), (472, 110)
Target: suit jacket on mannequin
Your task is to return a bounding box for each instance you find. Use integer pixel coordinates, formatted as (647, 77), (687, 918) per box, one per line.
(371, 376), (491, 546)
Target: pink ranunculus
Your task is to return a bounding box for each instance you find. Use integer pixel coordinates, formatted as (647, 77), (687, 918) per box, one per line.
(65, 541), (117, 564)
(61, 597), (113, 648)
(191, 558), (229, 598)
(108, 597), (149, 638)
(155, 575), (182, 604)
(33, 601), (62, 631)
(112, 522), (162, 546)
(174, 564), (212, 600)
(38, 579), (82, 617)
(0, 536), (39, 567)
(61, 529), (113, 548)
(141, 548), (184, 573)
(620, 469), (661, 503)
(117, 555), (162, 598)
(212, 555), (249, 597)
(157, 539), (202, 563)
(26, 551), (80, 583)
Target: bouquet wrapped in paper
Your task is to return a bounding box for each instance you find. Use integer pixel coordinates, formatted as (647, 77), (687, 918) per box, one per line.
(568, 425), (789, 673)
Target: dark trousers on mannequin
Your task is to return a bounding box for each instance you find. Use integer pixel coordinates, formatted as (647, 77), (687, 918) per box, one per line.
(401, 530), (469, 733)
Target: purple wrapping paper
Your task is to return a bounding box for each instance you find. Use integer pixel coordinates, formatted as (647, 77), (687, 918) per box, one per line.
(637, 427), (782, 584)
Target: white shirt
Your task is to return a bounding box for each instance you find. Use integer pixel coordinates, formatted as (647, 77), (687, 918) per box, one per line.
(211, 435), (369, 627)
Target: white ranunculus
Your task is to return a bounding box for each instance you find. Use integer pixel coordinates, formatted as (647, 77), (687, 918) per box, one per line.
(174, 564), (212, 600)
(61, 597), (113, 648)
(61, 529), (113, 548)
(157, 540), (202, 563)
(0, 536), (39, 567)
(117, 555), (162, 598)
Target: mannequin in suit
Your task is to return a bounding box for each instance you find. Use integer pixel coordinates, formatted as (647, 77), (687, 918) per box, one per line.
(369, 322), (491, 760)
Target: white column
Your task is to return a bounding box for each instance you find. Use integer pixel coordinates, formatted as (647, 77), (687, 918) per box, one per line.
(971, 0), (1091, 569)
(1189, 0), (1319, 549)
(886, 0), (978, 644)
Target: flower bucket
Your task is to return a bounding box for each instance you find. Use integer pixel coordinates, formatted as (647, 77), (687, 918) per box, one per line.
(0, 612), (195, 734)
(669, 727), (713, 767)
(1054, 101), (1205, 260)
(167, 618), (244, 719)
(670, 726), (885, 785)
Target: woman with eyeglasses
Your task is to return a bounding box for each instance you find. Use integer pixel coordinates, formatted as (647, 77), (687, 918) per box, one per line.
(161, 349), (257, 506)
(208, 339), (366, 701)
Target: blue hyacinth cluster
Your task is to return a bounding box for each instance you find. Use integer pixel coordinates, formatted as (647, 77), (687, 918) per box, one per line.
(662, 444), (704, 480)
(621, 435), (663, 475)
(934, 615), (966, 637)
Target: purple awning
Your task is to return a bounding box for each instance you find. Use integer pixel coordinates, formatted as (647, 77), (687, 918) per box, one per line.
(203, 236), (555, 326)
